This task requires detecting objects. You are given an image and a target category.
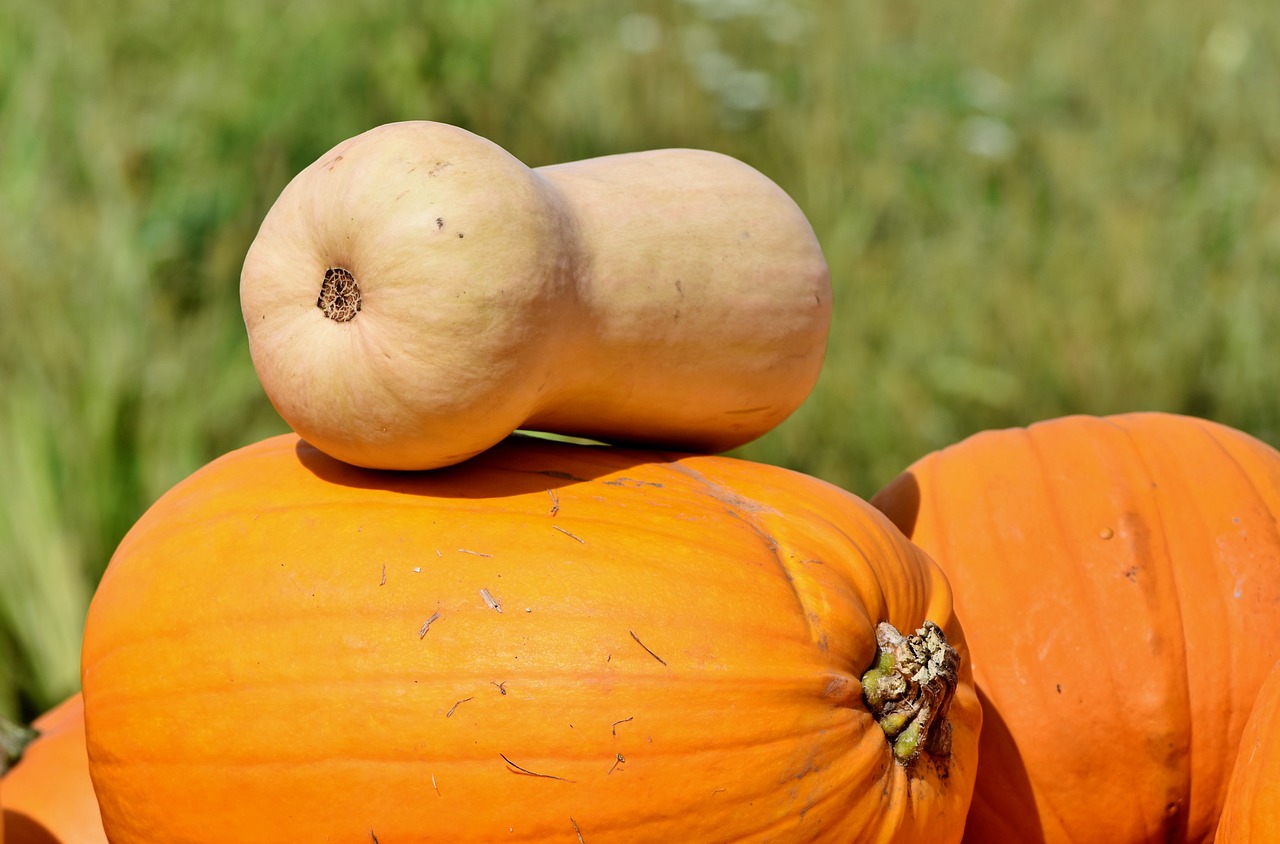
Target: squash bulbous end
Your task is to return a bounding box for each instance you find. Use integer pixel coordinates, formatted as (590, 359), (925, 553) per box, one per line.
(860, 620), (960, 765)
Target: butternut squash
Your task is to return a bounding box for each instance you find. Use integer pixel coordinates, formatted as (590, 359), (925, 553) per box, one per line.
(240, 121), (830, 470)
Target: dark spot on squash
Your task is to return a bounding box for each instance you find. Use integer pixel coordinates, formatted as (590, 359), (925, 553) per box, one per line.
(436, 217), (444, 229)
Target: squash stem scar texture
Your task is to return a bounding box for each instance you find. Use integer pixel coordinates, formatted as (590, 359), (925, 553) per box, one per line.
(859, 620), (960, 764)
(318, 267), (361, 322)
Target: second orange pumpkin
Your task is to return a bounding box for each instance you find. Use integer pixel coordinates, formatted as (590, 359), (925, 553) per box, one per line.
(872, 412), (1280, 843)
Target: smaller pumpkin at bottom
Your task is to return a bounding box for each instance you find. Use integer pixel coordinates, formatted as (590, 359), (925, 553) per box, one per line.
(1, 694), (107, 844)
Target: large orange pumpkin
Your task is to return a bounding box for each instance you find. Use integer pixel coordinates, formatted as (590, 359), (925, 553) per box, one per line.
(1, 694), (107, 843)
(1216, 657), (1280, 842)
(81, 434), (979, 842)
(871, 412), (1280, 843)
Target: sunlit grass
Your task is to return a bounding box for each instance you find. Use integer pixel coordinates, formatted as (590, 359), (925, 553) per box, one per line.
(2, 0), (1278, 720)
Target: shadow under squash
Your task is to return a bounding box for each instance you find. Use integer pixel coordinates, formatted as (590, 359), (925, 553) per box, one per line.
(294, 431), (692, 502)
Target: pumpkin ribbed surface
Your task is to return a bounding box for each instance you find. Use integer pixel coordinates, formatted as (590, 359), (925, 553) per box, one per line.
(871, 412), (1280, 843)
(81, 434), (978, 842)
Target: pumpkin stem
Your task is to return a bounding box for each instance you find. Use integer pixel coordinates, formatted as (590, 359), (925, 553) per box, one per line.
(317, 267), (361, 322)
(860, 620), (960, 764)
(1, 715), (39, 775)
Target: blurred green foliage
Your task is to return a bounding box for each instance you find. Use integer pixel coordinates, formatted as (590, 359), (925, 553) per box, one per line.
(2, 0), (1279, 721)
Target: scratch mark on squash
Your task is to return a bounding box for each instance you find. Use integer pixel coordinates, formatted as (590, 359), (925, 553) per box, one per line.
(603, 477), (664, 488)
(481, 588), (503, 612)
(500, 753), (572, 781)
(459, 548), (492, 557)
(611, 716), (633, 736)
(547, 489), (560, 516)
(553, 524), (584, 543)
(571, 817), (586, 842)
(432, 772), (440, 795)
(629, 631), (667, 666)
(419, 611), (441, 638)
(446, 696), (473, 718)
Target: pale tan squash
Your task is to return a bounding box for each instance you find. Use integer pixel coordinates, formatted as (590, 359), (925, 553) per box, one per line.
(240, 121), (830, 470)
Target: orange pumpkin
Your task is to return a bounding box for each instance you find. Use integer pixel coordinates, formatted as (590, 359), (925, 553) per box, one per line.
(871, 412), (1280, 843)
(1217, 658), (1280, 842)
(1, 694), (107, 843)
(82, 434), (980, 842)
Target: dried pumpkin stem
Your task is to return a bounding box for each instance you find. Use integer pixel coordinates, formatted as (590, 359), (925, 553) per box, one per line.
(1, 715), (38, 775)
(860, 620), (960, 764)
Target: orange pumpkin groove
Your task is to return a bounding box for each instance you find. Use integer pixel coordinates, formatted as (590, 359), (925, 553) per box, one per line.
(82, 434), (979, 843)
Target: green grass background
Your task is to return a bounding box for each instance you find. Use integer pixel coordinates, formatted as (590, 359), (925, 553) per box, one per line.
(2, 0), (1278, 722)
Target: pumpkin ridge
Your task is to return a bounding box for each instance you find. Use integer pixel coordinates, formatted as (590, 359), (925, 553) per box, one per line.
(1113, 417), (1202, 839)
(83, 665), (833, 714)
(664, 460), (842, 661)
(1118, 414), (1280, 835)
(1037, 418), (1196, 836)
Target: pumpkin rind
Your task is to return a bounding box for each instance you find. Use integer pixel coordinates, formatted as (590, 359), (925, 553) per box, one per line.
(82, 434), (978, 842)
(871, 412), (1280, 843)
(1216, 658), (1280, 842)
(1, 694), (108, 844)
(240, 121), (831, 470)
